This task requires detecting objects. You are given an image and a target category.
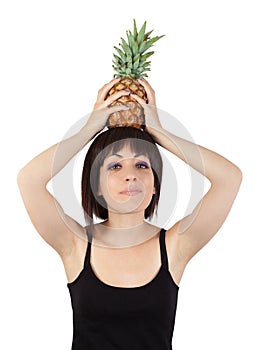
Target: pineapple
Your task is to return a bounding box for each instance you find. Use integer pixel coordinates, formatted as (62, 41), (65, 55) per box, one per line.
(106, 19), (164, 129)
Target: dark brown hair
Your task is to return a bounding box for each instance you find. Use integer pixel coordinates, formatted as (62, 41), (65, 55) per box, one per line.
(81, 127), (163, 223)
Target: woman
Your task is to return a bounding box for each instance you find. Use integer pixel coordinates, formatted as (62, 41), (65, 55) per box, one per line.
(17, 78), (242, 349)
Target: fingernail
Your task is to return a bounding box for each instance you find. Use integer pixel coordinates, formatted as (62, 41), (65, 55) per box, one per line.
(125, 89), (130, 92)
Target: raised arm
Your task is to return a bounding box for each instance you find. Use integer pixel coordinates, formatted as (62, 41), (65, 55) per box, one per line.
(149, 126), (242, 261)
(17, 79), (130, 258)
(132, 78), (242, 264)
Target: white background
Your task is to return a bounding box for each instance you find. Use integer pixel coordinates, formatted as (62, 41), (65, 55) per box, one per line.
(1, 0), (256, 349)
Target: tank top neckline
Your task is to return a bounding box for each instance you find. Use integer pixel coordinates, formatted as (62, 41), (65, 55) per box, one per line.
(82, 227), (174, 290)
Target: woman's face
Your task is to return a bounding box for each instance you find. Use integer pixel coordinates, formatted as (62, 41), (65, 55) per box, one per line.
(98, 144), (155, 214)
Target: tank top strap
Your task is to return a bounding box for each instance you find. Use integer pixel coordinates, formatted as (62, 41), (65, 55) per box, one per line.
(159, 228), (169, 270)
(83, 227), (92, 269)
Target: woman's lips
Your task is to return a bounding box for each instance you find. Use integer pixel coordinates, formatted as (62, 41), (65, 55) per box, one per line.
(120, 190), (142, 196)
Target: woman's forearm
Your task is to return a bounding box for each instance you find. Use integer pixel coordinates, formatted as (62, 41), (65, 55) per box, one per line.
(148, 126), (242, 185)
(18, 124), (98, 186)
(17, 84), (132, 188)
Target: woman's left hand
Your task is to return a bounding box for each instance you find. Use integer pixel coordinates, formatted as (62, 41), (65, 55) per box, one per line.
(130, 78), (163, 134)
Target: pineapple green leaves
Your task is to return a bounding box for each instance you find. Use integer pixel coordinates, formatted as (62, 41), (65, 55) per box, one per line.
(112, 19), (165, 79)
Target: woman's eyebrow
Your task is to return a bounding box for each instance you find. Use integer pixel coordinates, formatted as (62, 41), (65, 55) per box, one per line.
(107, 153), (148, 159)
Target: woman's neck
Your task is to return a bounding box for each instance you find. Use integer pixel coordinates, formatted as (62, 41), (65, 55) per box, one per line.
(103, 211), (145, 229)
(91, 217), (159, 249)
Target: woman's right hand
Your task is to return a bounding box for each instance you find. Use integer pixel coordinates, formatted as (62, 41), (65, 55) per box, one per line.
(85, 78), (130, 134)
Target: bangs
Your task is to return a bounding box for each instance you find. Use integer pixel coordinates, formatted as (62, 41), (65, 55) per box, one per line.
(94, 127), (156, 168)
(99, 138), (153, 165)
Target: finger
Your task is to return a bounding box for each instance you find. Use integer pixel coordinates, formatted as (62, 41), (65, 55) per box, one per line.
(106, 104), (130, 113)
(94, 90), (129, 110)
(136, 78), (156, 104)
(98, 77), (121, 98)
(104, 77), (121, 89)
(136, 77), (151, 89)
(102, 90), (130, 107)
(130, 93), (146, 105)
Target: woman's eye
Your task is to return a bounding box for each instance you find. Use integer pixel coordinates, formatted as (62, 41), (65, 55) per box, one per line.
(107, 161), (150, 170)
(107, 162), (122, 170)
(136, 161), (149, 169)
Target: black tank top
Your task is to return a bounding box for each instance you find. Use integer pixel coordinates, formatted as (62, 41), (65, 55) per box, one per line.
(67, 228), (179, 350)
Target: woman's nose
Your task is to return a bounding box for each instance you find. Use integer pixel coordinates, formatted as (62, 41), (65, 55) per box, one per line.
(124, 171), (137, 181)
(122, 162), (137, 181)
(125, 175), (137, 181)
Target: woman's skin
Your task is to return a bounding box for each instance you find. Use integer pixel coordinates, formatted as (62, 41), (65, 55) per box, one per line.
(98, 145), (156, 224)
(17, 78), (242, 287)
